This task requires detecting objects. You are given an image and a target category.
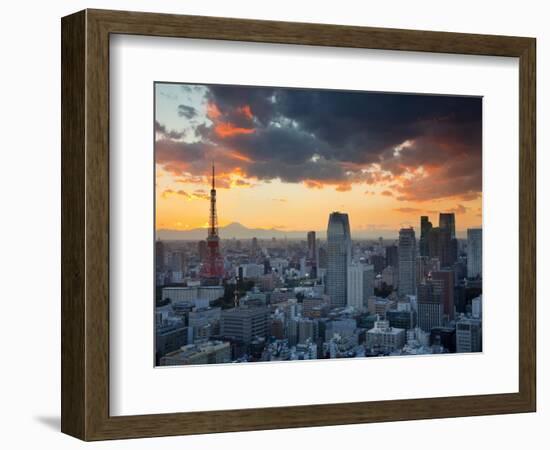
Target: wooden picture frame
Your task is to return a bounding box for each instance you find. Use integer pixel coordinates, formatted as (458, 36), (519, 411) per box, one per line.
(61, 9), (536, 441)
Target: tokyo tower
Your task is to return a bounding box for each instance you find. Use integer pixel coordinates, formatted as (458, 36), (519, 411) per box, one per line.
(200, 163), (225, 282)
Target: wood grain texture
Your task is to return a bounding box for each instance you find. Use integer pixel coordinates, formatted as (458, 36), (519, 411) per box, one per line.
(61, 9), (537, 441)
(61, 10), (86, 439)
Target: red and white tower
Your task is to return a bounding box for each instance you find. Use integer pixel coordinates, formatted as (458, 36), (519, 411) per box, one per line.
(200, 163), (225, 282)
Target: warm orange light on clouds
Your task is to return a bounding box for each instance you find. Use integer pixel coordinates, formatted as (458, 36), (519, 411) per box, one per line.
(238, 105), (254, 120)
(206, 102), (221, 119)
(226, 150), (253, 163)
(214, 122), (256, 138)
(155, 165), (482, 238)
(154, 83), (482, 238)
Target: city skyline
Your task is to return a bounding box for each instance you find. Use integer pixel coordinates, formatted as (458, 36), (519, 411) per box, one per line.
(155, 83), (482, 235)
(154, 83), (483, 367)
(155, 209), (482, 366)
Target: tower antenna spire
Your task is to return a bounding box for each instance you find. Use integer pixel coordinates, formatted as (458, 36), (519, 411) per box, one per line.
(200, 158), (224, 282)
(212, 162), (215, 190)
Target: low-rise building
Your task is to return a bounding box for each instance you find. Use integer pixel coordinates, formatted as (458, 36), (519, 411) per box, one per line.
(160, 340), (231, 366)
(365, 319), (406, 353)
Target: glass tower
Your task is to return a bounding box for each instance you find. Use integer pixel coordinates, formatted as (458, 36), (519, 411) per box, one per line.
(326, 212), (352, 308)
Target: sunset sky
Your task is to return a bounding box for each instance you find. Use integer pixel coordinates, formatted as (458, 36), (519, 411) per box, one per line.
(155, 83), (482, 238)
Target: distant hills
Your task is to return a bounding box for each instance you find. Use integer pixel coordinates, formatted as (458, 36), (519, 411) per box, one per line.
(156, 222), (400, 241)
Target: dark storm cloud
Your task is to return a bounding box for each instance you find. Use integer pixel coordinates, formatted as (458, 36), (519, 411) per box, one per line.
(177, 104), (198, 119)
(155, 120), (185, 140)
(156, 84), (482, 201)
(206, 85), (276, 127)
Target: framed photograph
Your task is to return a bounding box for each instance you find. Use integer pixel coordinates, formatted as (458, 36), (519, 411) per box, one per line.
(61, 9), (536, 441)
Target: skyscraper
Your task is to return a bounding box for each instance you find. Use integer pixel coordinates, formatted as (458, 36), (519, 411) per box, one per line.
(326, 212), (352, 308)
(439, 213), (456, 239)
(431, 269), (455, 321)
(398, 227), (416, 296)
(307, 231), (318, 278)
(467, 228), (482, 279)
(456, 317), (482, 352)
(417, 280), (443, 332)
(155, 239), (165, 272)
(347, 263), (374, 309)
(385, 244), (398, 269)
(419, 216), (432, 257)
(428, 226), (454, 268)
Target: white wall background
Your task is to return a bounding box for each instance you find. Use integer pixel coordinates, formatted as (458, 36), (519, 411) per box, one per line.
(0, 1), (546, 448)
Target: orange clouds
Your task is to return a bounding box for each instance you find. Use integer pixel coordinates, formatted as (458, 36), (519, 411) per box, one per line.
(335, 184), (352, 192)
(214, 122), (255, 138)
(394, 207), (422, 214)
(304, 180), (324, 189)
(226, 150), (253, 163)
(161, 189), (210, 201)
(206, 102), (221, 119)
(238, 105), (254, 120)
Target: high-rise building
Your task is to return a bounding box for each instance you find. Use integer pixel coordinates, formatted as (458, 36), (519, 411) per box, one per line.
(428, 226), (455, 268)
(385, 244), (398, 269)
(439, 213), (456, 239)
(431, 269), (455, 321)
(251, 237), (259, 257)
(456, 317), (482, 352)
(427, 226), (441, 261)
(417, 281), (443, 332)
(420, 216), (433, 257)
(370, 254), (385, 274)
(307, 231), (318, 278)
(467, 228), (482, 279)
(398, 227), (417, 296)
(298, 318), (317, 344)
(326, 212), (352, 308)
(347, 263), (374, 309)
(155, 239), (165, 272)
(472, 294), (483, 319)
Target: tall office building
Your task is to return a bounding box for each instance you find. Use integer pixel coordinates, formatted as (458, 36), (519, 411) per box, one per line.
(417, 281), (443, 332)
(419, 216), (433, 257)
(439, 213), (456, 239)
(456, 317), (482, 352)
(431, 269), (455, 321)
(251, 237), (259, 257)
(307, 231), (318, 278)
(439, 213), (457, 268)
(155, 239), (165, 272)
(385, 244), (398, 269)
(307, 231), (316, 259)
(398, 227), (417, 296)
(347, 263), (374, 309)
(326, 212), (352, 308)
(467, 228), (482, 279)
(467, 228), (483, 278)
(428, 226), (454, 268)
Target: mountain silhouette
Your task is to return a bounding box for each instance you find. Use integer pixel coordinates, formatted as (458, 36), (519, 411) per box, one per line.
(156, 222), (318, 240)
(156, 222), (402, 241)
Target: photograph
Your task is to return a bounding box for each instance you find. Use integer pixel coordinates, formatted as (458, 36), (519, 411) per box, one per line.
(154, 83), (483, 366)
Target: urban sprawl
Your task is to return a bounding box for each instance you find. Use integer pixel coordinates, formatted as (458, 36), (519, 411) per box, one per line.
(155, 167), (482, 366)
